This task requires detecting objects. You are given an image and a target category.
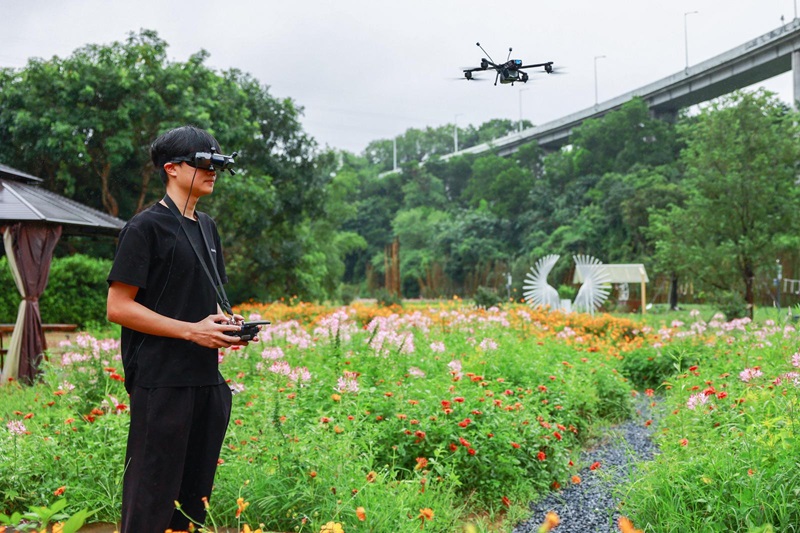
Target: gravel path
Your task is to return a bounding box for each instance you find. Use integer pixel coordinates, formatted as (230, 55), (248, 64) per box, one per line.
(512, 397), (659, 533)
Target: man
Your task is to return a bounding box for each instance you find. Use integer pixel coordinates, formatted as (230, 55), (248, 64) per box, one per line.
(107, 125), (246, 532)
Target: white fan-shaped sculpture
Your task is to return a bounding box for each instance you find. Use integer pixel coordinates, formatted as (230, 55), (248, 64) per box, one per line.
(523, 254), (561, 310)
(573, 255), (611, 315)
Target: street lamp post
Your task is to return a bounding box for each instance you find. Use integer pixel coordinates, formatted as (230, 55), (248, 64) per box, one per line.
(684, 11), (699, 72)
(593, 55), (606, 107)
(518, 88), (529, 132)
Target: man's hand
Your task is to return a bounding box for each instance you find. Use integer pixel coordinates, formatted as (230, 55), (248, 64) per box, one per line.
(186, 313), (248, 348)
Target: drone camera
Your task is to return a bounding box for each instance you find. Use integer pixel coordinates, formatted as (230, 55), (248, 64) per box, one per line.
(545, 63), (553, 74)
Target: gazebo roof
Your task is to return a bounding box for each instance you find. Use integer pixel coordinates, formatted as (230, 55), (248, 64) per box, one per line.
(573, 264), (649, 284)
(0, 163), (125, 236)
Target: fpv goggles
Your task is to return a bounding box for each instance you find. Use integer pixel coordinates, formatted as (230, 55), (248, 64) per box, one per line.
(171, 150), (238, 175)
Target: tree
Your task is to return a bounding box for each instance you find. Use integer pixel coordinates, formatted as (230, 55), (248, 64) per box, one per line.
(650, 90), (800, 317)
(0, 30), (340, 303)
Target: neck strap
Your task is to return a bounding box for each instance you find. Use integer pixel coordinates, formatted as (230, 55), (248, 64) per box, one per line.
(162, 194), (233, 315)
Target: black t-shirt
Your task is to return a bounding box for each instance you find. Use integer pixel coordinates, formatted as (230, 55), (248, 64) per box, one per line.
(107, 202), (227, 389)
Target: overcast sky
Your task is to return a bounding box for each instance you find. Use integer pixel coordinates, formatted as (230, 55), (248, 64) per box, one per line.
(2, 0), (797, 154)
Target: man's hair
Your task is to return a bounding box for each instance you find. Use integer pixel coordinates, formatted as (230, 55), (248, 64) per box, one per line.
(150, 125), (221, 185)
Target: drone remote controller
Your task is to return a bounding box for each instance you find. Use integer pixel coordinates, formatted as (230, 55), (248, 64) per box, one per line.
(228, 320), (271, 341)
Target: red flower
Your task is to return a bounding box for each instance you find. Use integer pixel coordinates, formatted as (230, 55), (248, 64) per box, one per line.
(454, 397), (465, 403)
(449, 442), (458, 452)
(537, 451), (546, 461)
(467, 448), (476, 456)
(458, 418), (471, 428)
(459, 437), (471, 447)
(553, 431), (562, 441)
(441, 400), (451, 409)
(502, 495), (511, 507)
(590, 461), (601, 470)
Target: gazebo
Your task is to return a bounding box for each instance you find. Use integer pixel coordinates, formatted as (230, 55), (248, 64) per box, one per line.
(0, 163), (125, 384)
(574, 263), (650, 312)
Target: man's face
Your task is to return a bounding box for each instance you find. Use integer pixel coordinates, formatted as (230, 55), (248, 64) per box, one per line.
(166, 160), (217, 197)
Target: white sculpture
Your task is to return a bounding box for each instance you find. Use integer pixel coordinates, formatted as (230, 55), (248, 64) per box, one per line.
(524, 254), (611, 315)
(572, 255), (611, 315)
(522, 254), (561, 310)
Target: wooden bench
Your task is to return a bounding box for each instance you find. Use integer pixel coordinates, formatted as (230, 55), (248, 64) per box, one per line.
(0, 323), (79, 368)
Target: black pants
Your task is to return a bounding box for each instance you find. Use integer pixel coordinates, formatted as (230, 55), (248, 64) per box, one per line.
(120, 383), (232, 533)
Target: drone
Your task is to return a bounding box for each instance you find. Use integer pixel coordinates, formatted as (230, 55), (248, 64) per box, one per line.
(463, 42), (555, 86)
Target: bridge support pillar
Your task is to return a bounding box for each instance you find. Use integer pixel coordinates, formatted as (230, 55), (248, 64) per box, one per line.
(793, 50), (800, 108)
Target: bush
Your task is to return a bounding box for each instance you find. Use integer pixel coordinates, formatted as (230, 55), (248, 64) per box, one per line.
(42, 255), (112, 327)
(0, 257), (18, 322)
(0, 254), (112, 327)
(339, 283), (360, 305)
(473, 286), (501, 309)
(557, 284), (577, 301)
(374, 288), (402, 308)
(713, 290), (748, 320)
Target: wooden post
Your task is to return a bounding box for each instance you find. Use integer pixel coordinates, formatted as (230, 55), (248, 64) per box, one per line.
(640, 266), (646, 315)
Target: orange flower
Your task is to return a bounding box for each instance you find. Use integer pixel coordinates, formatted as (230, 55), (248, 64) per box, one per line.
(356, 506), (366, 521)
(418, 507), (434, 528)
(53, 486), (66, 496)
(571, 475), (581, 484)
(415, 457), (429, 470)
(618, 516), (643, 533)
(537, 511), (560, 532)
(366, 471), (377, 482)
(235, 497), (249, 518)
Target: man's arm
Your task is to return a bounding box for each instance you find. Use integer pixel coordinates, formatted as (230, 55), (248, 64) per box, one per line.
(107, 281), (243, 349)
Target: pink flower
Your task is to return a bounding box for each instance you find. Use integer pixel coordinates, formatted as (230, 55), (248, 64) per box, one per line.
(792, 353), (800, 368)
(6, 420), (27, 436)
(739, 367), (763, 383)
(686, 392), (708, 410)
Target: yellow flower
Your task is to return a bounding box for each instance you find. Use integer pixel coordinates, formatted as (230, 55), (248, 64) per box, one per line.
(320, 522), (344, 533)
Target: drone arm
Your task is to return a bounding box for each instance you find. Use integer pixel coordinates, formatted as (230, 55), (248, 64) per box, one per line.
(518, 62), (552, 69)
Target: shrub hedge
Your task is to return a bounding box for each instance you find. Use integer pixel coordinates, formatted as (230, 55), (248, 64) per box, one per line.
(0, 254), (111, 327)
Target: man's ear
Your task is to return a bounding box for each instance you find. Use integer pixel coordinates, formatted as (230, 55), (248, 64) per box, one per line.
(163, 162), (179, 179)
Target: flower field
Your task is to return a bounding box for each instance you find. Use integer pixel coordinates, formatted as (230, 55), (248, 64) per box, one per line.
(1, 302), (798, 532)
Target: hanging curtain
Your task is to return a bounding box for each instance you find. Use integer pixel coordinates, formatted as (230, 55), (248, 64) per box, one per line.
(0, 223), (61, 385)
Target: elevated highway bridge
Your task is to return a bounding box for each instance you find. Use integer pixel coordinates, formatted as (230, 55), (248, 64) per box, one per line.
(444, 18), (800, 158)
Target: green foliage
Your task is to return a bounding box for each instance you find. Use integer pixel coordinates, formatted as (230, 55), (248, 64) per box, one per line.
(618, 321), (800, 531)
(339, 284), (360, 305)
(0, 255), (111, 327)
(375, 288), (402, 308)
(650, 90), (800, 315)
(621, 344), (701, 390)
(0, 257), (18, 322)
(0, 498), (91, 532)
(473, 286), (502, 309)
(713, 290), (748, 321)
(557, 284), (576, 301)
(40, 255), (112, 327)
